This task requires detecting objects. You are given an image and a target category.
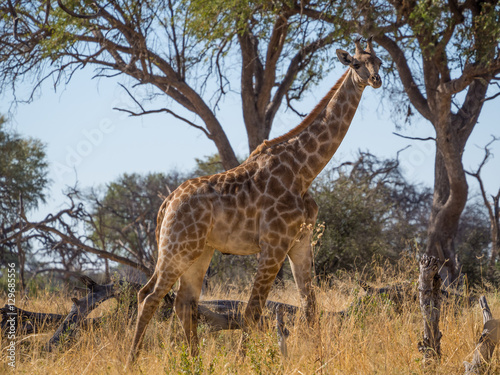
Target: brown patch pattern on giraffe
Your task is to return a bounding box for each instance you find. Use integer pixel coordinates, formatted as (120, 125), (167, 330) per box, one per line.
(128, 38), (382, 364)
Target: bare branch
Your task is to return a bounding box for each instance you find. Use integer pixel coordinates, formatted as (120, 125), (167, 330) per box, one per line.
(482, 91), (500, 103)
(392, 132), (436, 142)
(465, 136), (500, 224)
(1, 196), (153, 276)
(57, 0), (103, 19)
(269, 30), (338, 124)
(113, 83), (213, 139)
(375, 34), (432, 122)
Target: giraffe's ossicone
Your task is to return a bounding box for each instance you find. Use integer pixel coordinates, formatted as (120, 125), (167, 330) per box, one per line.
(128, 37), (383, 363)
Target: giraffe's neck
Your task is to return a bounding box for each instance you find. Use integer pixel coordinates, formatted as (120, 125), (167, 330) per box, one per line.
(290, 69), (365, 191)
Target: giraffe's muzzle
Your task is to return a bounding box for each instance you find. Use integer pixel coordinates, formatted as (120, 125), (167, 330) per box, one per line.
(370, 74), (382, 88)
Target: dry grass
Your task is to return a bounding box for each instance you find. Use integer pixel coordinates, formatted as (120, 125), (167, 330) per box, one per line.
(2, 260), (500, 375)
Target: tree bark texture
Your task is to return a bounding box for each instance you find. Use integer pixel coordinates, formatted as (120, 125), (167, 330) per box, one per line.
(418, 255), (443, 363)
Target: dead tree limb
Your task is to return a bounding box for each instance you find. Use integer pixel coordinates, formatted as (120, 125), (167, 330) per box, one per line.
(417, 254), (443, 363)
(0, 304), (105, 337)
(45, 276), (117, 351)
(464, 296), (500, 374)
(5, 274), (438, 357)
(1, 305), (65, 336)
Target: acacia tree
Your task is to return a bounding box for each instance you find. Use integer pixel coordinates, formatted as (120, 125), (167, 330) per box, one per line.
(295, 0), (500, 282)
(0, 0), (342, 168)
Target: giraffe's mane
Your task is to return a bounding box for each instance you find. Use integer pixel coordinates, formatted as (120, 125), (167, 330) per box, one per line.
(247, 69), (350, 159)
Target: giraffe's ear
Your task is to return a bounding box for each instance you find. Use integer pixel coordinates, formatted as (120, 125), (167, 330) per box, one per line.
(336, 49), (353, 66)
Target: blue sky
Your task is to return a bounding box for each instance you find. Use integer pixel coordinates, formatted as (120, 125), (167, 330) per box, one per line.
(2, 65), (499, 220)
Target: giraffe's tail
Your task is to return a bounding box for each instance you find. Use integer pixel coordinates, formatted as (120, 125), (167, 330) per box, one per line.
(155, 195), (173, 246)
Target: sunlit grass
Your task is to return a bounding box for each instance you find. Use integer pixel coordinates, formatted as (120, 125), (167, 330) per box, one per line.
(2, 259), (499, 374)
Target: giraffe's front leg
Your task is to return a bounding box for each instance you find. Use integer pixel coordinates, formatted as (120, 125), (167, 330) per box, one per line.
(237, 243), (288, 357)
(243, 240), (289, 330)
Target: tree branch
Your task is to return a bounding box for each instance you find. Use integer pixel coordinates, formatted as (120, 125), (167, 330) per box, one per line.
(113, 83), (213, 139)
(374, 34), (432, 121)
(392, 132), (436, 142)
(465, 136), (499, 226)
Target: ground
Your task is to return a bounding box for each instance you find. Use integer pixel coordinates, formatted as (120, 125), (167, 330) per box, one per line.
(1, 258), (499, 374)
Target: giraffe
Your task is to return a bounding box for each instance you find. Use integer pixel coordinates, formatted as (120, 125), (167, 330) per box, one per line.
(128, 37), (382, 363)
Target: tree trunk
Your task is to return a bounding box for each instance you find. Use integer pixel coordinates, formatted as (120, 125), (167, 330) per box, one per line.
(244, 114), (272, 153)
(210, 126), (240, 170)
(426, 114), (471, 284)
(426, 153), (462, 284)
(418, 255), (443, 363)
(104, 258), (110, 283)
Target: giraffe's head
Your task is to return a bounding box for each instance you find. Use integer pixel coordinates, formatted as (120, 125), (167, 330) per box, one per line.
(336, 37), (382, 89)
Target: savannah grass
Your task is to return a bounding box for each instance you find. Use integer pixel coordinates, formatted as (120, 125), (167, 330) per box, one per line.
(1, 258), (499, 374)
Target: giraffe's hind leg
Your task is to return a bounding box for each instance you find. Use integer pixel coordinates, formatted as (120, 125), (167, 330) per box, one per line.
(127, 245), (205, 365)
(127, 272), (174, 365)
(288, 233), (317, 325)
(288, 233), (321, 360)
(137, 271), (158, 306)
(175, 245), (215, 357)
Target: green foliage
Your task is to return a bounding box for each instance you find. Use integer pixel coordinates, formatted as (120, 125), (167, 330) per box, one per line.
(311, 152), (431, 277)
(186, 0), (340, 97)
(179, 345), (204, 375)
(193, 154), (225, 176)
(187, 0), (290, 40)
(193, 153), (247, 177)
(454, 2), (500, 64)
(0, 116), (49, 224)
(247, 332), (282, 375)
(408, 1), (450, 47)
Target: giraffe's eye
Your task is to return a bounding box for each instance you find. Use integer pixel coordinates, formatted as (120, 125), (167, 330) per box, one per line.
(352, 62), (361, 69)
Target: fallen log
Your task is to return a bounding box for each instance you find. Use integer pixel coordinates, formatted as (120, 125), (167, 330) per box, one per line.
(0, 275), (298, 354)
(0, 304), (101, 336)
(45, 275), (118, 351)
(3, 273), (471, 357)
(464, 296), (500, 374)
(1, 304), (64, 335)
